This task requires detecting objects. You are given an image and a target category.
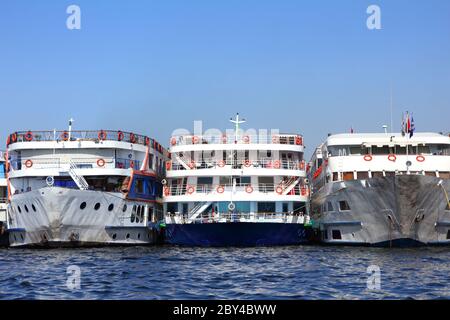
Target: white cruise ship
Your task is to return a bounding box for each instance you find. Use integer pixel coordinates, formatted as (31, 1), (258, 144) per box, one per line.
(163, 114), (311, 246)
(5, 127), (168, 247)
(309, 132), (450, 246)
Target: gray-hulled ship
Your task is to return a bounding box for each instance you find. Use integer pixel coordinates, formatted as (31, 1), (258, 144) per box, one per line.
(309, 131), (450, 247)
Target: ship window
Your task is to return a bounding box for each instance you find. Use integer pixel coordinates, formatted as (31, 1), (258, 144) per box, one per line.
(339, 201), (351, 211)
(80, 202), (87, 210)
(108, 204), (114, 212)
(372, 172), (384, 178)
(323, 230), (328, 240)
(122, 204), (128, 212)
(24, 205), (29, 213)
(219, 176), (231, 185)
(282, 203), (289, 213)
(257, 202), (276, 213)
(112, 234), (117, 240)
(17, 206), (21, 213)
(333, 172), (339, 181)
(440, 172), (450, 179)
(135, 179), (144, 194)
(293, 202), (305, 215)
(327, 202), (334, 212)
(343, 172), (354, 181)
(372, 146), (390, 155)
(357, 172), (369, 180)
(197, 177), (213, 185)
(332, 230), (342, 240)
(236, 176), (251, 185)
(32, 204), (36, 212)
(138, 233), (141, 239)
(94, 203), (101, 211)
(425, 172), (437, 177)
(126, 233), (130, 239)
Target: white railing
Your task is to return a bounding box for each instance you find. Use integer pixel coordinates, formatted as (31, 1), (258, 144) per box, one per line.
(170, 134), (304, 146)
(166, 212), (308, 224)
(8, 157), (141, 171)
(168, 158), (306, 171)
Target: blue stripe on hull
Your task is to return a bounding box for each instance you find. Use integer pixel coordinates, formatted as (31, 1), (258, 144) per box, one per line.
(165, 222), (308, 247)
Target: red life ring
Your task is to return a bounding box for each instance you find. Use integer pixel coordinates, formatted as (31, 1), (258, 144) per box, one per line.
(129, 160), (135, 168)
(25, 159), (33, 168)
(189, 161), (196, 169)
(165, 161), (172, 170)
(245, 185), (253, 194)
(129, 133), (136, 144)
(216, 185), (225, 194)
(300, 161), (306, 170)
(192, 136), (199, 144)
(295, 136), (302, 146)
(416, 155), (425, 162)
(145, 137), (150, 146)
(163, 186), (170, 197)
(243, 136), (250, 144)
(364, 155), (373, 162)
(11, 132), (17, 143)
(276, 186), (284, 195)
(61, 131), (69, 141)
(243, 160), (251, 168)
(97, 159), (106, 167)
(218, 160), (226, 168)
(170, 137), (177, 146)
(187, 186), (195, 195)
(24, 131), (33, 142)
(273, 160), (281, 169)
(98, 130), (107, 141)
(388, 154), (397, 162)
(117, 131), (124, 141)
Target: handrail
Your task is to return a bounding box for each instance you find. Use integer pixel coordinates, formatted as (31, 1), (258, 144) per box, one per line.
(166, 211), (309, 224)
(170, 133), (304, 146)
(168, 159), (306, 171)
(8, 157), (141, 171)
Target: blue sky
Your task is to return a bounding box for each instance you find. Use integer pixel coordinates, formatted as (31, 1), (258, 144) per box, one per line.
(0, 0), (449, 157)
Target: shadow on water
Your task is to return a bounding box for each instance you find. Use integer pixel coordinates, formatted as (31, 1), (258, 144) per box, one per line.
(0, 245), (449, 300)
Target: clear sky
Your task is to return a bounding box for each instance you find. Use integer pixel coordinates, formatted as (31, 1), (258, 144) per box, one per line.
(1, 0), (449, 158)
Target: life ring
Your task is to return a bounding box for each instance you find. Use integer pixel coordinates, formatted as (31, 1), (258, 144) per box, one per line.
(61, 131), (69, 141)
(24, 131), (33, 142)
(98, 130), (107, 141)
(276, 186), (284, 195)
(364, 155), (373, 162)
(170, 137), (177, 146)
(222, 135), (227, 144)
(243, 160), (251, 168)
(163, 186), (170, 197)
(216, 185), (225, 194)
(301, 187), (307, 196)
(97, 159), (106, 167)
(272, 136), (279, 144)
(129, 133), (136, 144)
(165, 161), (172, 170)
(129, 160), (135, 168)
(300, 161), (306, 170)
(11, 132), (17, 143)
(145, 137), (150, 146)
(218, 160), (226, 168)
(243, 136), (250, 144)
(295, 136), (303, 146)
(192, 136), (199, 144)
(416, 155), (425, 162)
(273, 160), (281, 169)
(388, 154), (397, 162)
(189, 161), (196, 169)
(245, 185), (254, 194)
(187, 186), (195, 195)
(25, 159), (33, 168)
(117, 131), (124, 141)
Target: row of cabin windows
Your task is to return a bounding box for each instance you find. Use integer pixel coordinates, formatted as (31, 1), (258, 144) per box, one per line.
(183, 151), (302, 161)
(175, 176), (275, 186)
(328, 144), (450, 157)
(326, 229), (450, 241)
(321, 201), (351, 213)
(331, 171), (450, 182)
(166, 202), (306, 214)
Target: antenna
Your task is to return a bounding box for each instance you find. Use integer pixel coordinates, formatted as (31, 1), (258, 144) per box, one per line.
(68, 118), (74, 140)
(390, 83), (393, 134)
(229, 113), (246, 143)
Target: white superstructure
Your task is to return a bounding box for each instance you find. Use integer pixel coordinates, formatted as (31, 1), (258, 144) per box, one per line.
(5, 129), (168, 247)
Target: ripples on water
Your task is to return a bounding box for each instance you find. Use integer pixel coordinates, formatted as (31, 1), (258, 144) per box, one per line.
(0, 246), (449, 300)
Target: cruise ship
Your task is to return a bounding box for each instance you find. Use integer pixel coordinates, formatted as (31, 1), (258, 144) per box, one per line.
(5, 127), (168, 247)
(309, 131), (450, 246)
(0, 151), (8, 246)
(163, 114), (311, 246)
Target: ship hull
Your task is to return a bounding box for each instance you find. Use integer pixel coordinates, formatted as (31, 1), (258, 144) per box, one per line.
(311, 175), (450, 247)
(165, 222), (309, 247)
(8, 187), (163, 248)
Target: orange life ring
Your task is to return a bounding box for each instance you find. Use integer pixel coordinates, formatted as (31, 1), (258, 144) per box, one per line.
(216, 185), (225, 194)
(61, 131), (69, 141)
(187, 186), (195, 195)
(165, 161), (172, 170)
(97, 159), (106, 167)
(295, 136), (303, 146)
(117, 131), (124, 141)
(416, 155), (425, 162)
(301, 187), (307, 196)
(243, 136), (250, 144)
(364, 155), (373, 162)
(24, 131), (33, 142)
(192, 136), (199, 144)
(11, 132), (17, 143)
(145, 137), (150, 146)
(273, 160), (281, 169)
(98, 130), (107, 141)
(276, 186), (284, 195)
(300, 161), (306, 170)
(170, 137), (177, 146)
(245, 185), (254, 194)
(218, 160), (226, 168)
(25, 159), (33, 168)
(129, 133), (136, 144)
(189, 161), (196, 169)
(129, 160), (135, 168)
(163, 186), (170, 197)
(243, 160), (251, 168)
(388, 154), (397, 162)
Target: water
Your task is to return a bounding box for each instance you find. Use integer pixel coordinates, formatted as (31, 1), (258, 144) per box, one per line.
(1, 245), (449, 300)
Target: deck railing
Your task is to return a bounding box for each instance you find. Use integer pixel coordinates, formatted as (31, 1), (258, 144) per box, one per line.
(165, 212), (308, 224)
(170, 134), (304, 146)
(168, 158), (306, 171)
(8, 157), (141, 171)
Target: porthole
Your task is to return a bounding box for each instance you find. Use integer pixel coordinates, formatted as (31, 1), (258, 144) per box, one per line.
(122, 204), (127, 212)
(131, 214), (135, 223)
(32, 204), (36, 212)
(138, 233), (141, 239)
(17, 206), (22, 213)
(80, 202), (87, 210)
(24, 205), (29, 213)
(108, 204), (114, 212)
(126, 233), (130, 239)
(94, 203), (101, 211)
(112, 234), (117, 240)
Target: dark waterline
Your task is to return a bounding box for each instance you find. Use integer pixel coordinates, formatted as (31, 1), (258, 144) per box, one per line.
(1, 246), (449, 300)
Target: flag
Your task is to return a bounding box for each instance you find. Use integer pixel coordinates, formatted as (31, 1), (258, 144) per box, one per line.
(409, 114), (415, 138)
(401, 113), (406, 137)
(350, 127), (354, 134)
